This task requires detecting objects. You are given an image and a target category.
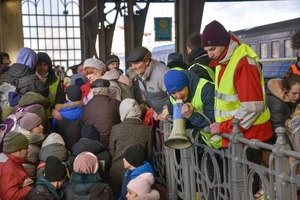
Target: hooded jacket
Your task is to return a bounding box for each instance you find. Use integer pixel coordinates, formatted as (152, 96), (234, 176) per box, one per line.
(18, 92), (51, 134)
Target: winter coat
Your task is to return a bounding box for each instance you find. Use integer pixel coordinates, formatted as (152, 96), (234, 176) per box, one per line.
(188, 46), (214, 82)
(0, 63), (38, 95)
(18, 92), (51, 134)
(53, 100), (83, 151)
(0, 153), (32, 200)
(136, 60), (171, 115)
(210, 33), (273, 147)
(109, 118), (153, 197)
(82, 94), (120, 147)
(119, 161), (154, 200)
(266, 78), (298, 142)
(65, 172), (115, 200)
(26, 177), (64, 200)
(14, 125), (45, 181)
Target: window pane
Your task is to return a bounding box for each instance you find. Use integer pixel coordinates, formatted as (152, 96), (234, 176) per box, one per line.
(52, 28), (60, 38)
(73, 28), (80, 37)
(74, 39), (81, 48)
(260, 43), (267, 59)
(66, 16), (74, 26)
(38, 28), (45, 38)
(272, 41), (279, 58)
(30, 16), (37, 26)
(53, 50), (61, 60)
(45, 16), (52, 26)
(59, 16), (66, 26)
(23, 27), (30, 37)
(51, 1), (59, 15)
(31, 39), (38, 49)
(67, 28), (74, 37)
(45, 28), (52, 37)
(60, 39), (67, 49)
(285, 39), (293, 57)
(59, 28), (67, 38)
(61, 51), (68, 59)
(30, 28), (38, 38)
(52, 16), (59, 26)
(22, 2), (30, 14)
(37, 16), (45, 26)
(43, 0), (51, 15)
(36, 0), (44, 15)
(53, 39), (60, 48)
(24, 39), (31, 47)
(46, 39), (53, 49)
(23, 15), (30, 26)
(68, 39), (74, 49)
(68, 50), (75, 59)
(39, 39), (46, 49)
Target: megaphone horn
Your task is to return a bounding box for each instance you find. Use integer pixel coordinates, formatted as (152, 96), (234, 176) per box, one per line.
(164, 100), (192, 149)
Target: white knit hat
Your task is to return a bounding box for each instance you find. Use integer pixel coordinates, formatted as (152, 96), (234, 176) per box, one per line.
(83, 58), (106, 71)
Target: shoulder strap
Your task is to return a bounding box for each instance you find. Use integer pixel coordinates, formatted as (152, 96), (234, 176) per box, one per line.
(15, 103), (43, 113)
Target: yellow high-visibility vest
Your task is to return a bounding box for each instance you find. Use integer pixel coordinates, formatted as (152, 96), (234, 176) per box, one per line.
(214, 43), (270, 125)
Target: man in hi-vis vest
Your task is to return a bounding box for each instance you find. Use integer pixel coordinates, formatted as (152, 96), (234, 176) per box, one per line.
(164, 69), (221, 149)
(201, 20), (273, 195)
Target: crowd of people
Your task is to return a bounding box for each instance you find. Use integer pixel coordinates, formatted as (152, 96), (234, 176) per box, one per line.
(0, 19), (300, 200)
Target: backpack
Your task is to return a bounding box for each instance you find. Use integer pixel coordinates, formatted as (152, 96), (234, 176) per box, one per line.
(0, 104), (43, 152)
(116, 81), (134, 100)
(66, 182), (115, 200)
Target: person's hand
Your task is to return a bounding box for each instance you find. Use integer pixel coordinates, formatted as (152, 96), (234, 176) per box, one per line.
(210, 122), (220, 134)
(181, 102), (194, 119)
(158, 107), (169, 121)
(52, 108), (62, 120)
(152, 111), (159, 121)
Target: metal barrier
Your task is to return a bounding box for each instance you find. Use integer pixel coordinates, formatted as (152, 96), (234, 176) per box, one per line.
(152, 118), (300, 200)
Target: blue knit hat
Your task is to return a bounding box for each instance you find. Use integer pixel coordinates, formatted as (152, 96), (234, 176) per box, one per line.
(164, 70), (188, 94)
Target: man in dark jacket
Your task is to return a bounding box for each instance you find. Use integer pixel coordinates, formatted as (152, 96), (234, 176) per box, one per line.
(186, 32), (215, 83)
(26, 156), (67, 200)
(81, 79), (120, 148)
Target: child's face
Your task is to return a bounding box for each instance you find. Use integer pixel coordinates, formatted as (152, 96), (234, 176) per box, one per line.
(31, 124), (44, 134)
(126, 188), (138, 200)
(123, 158), (132, 169)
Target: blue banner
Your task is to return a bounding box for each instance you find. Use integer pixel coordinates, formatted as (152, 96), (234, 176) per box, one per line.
(154, 17), (172, 41)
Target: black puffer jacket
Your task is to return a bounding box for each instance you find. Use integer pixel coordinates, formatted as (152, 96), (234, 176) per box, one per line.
(0, 63), (39, 95)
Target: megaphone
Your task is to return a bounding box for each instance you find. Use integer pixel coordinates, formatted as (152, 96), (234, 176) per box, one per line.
(164, 99), (192, 149)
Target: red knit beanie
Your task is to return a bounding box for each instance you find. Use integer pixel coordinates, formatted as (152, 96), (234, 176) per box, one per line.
(201, 20), (230, 48)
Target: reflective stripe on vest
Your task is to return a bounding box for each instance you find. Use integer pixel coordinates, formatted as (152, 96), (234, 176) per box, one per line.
(47, 77), (60, 118)
(214, 43), (270, 125)
(188, 63), (215, 83)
